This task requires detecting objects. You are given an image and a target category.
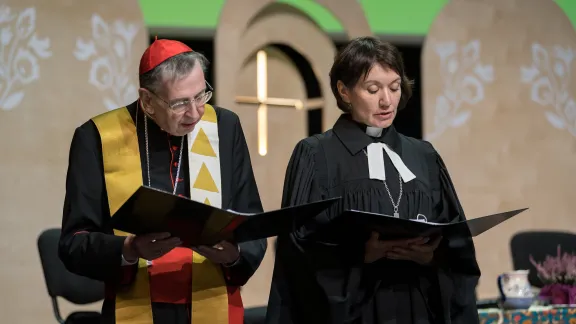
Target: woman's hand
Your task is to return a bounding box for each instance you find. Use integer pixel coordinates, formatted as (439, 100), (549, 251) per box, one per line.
(386, 236), (443, 265)
(194, 241), (241, 265)
(364, 231), (428, 263)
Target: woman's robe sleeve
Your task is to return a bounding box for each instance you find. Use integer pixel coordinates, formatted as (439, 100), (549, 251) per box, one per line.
(268, 138), (359, 324)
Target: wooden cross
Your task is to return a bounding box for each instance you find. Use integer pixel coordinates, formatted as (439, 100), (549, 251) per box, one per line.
(235, 50), (324, 156)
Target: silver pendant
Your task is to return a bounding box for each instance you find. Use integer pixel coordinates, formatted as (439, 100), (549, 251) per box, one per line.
(394, 212), (399, 218)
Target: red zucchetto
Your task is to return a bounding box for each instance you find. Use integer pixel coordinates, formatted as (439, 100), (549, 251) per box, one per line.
(139, 36), (193, 75)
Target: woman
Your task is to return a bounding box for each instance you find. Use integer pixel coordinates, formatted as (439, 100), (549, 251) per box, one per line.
(266, 37), (480, 324)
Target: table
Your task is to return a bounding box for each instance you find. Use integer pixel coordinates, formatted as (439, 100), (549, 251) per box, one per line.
(479, 306), (576, 323)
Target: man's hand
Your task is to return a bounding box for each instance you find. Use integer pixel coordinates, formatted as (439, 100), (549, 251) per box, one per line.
(194, 241), (240, 265)
(364, 231), (428, 263)
(386, 235), (443, 265)
(123, 232), (182, 262)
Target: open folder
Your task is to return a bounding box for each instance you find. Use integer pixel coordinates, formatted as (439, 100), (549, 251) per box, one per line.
(337, 208), (529, 240)
(110, 186), (340, 247)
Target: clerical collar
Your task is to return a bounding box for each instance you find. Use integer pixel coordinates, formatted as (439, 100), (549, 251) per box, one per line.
(351, 118), (389, 139)
(365, 126), (383, 138)
(333, 114), (401, 155)
(128, 101), (180, 138)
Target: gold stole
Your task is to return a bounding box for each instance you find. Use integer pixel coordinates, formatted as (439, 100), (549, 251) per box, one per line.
(92, 104), (230, 324)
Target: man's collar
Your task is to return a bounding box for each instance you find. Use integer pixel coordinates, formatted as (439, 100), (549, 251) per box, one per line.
(127, 100), (139, 122)
(333, 114), (401, 155)
(127, 100), (172, 137)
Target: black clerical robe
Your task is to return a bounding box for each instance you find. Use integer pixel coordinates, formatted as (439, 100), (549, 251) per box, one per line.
(59, 102), (266, 324)
(267, 114), (480, 324)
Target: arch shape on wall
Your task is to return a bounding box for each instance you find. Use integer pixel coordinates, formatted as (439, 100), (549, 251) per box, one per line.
(239, 40), (324, 136)
(240, 43), (323, 99)
(218, 4), (370, 307)
(235, 6), (339, 129)
(214, 0), (372, 130)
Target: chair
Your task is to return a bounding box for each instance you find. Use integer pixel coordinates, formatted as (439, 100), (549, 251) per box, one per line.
(37, 228), (105, 324)
(510, 230), (576, 288)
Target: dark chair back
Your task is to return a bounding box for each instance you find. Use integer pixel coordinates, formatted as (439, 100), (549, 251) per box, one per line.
(510, 230), (576, 287)
(38, 228), (105, 322)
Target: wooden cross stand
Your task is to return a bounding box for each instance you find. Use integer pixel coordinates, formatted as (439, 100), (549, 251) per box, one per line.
(235, 50), (324, 156)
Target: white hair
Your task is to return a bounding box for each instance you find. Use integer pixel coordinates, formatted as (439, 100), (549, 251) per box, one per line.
(139, 51), (209, 93)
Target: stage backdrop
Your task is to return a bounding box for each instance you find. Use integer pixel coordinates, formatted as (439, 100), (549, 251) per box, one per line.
(423, 0), (576, 298)
(214, 0), (372, 307)
(0, 1), (148, 322)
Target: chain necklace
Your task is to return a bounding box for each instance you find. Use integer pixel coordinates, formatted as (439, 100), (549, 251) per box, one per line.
(363, 149), (403, 218)
(140, 110), (184, 195)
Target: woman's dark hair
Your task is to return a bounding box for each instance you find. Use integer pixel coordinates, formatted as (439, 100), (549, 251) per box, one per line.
(329, 36), (414, 112)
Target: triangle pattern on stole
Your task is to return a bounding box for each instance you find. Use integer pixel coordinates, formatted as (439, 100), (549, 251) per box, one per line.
(193, 162), (219, 193)
(190, 128), (217, 157)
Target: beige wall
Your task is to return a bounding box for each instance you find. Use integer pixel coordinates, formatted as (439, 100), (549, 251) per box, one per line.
(423, 0), (576, 298)
(0, 1), (148, 322)
(7, 0), (573, 321)
(235, 47), (309, 306)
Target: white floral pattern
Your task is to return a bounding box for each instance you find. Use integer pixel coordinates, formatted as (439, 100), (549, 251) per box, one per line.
(0, 6), (52, 111)
(74, 14), (139, 110)
(521, 43), (576, 137)
(425, 40), (494, 140)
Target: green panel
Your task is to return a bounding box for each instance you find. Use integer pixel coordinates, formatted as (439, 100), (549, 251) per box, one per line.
(139, 0), (226, 28)
(556, 0), (576, 29)
(277, 0), (343, 32)
(139, 0), (576, 36)
(360, 0), (448, 34)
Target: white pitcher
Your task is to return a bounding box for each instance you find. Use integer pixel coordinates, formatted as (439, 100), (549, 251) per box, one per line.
(497, 270), (534, 309)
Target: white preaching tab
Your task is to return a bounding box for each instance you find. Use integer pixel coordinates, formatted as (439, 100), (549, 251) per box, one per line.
(367, 143), (416, 183)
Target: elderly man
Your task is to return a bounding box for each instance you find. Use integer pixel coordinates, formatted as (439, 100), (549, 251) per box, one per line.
(59, 38), (267, 324)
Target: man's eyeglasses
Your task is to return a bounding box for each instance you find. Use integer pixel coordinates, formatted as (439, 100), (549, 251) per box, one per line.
(148, 81), (213, 113)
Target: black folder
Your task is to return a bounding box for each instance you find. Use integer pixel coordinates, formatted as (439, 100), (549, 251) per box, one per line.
(110, 186), (340, 246)
(338, 208), (529, 240)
